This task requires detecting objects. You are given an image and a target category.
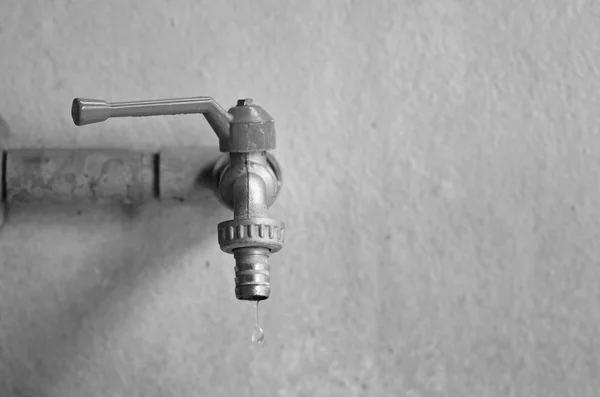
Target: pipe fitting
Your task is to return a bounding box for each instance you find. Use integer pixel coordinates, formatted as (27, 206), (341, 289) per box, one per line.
(217, 217), (284, 254)
(233, 247), (271, 300)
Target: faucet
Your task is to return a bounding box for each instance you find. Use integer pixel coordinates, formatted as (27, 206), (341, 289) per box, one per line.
(71, 96), (285, 301)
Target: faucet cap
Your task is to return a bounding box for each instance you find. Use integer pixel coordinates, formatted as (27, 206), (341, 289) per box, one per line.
(228, 100), (274, 124)
(224, 100), (276, 152)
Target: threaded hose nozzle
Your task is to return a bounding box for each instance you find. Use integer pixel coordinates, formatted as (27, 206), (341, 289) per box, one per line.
(233, 247), (271, 300)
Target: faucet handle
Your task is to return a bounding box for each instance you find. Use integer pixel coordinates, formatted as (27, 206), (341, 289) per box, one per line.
(71, 96), (276, 153)
(71, 96), (232, 149)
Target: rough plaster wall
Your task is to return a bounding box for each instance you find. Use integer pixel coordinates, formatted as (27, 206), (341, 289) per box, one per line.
(0, 0), (599, 396)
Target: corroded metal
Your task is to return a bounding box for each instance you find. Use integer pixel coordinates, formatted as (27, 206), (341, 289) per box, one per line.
(6, 150), (154, 204)
(2, 148), (226, 207)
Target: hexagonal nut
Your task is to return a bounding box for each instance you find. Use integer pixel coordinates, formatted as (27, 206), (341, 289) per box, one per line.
(218, 217), (284, 254)
(227, 121), (276, 152)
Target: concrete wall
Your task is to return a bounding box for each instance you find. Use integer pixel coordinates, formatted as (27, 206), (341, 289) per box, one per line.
(1, 0), (599, 396)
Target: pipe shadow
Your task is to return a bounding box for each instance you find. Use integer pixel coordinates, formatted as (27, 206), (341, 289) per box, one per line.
(0, 192), (230, 394)
(0, 113), (11, 230)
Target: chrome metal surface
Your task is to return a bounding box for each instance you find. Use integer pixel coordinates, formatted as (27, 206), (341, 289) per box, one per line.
(214, 100), (284, 300)
(233, 247), (271, 301)
(216, 152), (279, 212)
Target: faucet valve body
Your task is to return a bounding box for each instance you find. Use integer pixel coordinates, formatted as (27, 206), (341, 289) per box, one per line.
(70, 95), (284, 302)
(214, 99), (284, 301)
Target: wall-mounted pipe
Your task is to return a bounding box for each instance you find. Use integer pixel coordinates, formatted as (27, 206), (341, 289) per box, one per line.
(1, 148), (224, 205)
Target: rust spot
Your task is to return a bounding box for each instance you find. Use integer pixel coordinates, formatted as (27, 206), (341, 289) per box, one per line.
(22, 156), (43, 165)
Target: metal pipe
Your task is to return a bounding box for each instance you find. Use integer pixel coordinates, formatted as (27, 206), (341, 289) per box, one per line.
(1, 148), (222, 207)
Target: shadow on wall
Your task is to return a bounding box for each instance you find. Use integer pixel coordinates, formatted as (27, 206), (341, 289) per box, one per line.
(0, 144), (231, 393)
(0, 114), (9, 143)
(0, 114), (10, 227)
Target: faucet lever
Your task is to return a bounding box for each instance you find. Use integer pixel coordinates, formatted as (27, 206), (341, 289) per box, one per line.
(71, 96), (232, 148)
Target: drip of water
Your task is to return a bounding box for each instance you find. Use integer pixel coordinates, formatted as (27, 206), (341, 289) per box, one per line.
(252, 301), (264, 344)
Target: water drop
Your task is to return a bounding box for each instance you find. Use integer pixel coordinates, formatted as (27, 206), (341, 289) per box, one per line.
(252, 301), (264, 344)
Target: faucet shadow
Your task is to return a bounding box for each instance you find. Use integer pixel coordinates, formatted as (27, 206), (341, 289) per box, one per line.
(0, 191), (231, 394)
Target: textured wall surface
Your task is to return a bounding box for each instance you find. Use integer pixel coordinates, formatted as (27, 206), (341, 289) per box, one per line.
(1, 0), (599, 396)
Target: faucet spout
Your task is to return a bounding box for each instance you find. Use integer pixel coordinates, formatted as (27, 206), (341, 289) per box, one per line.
(216, 150), (283, 301)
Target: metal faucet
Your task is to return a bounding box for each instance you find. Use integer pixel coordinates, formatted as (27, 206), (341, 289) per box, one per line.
(70, 96), (285, 301)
